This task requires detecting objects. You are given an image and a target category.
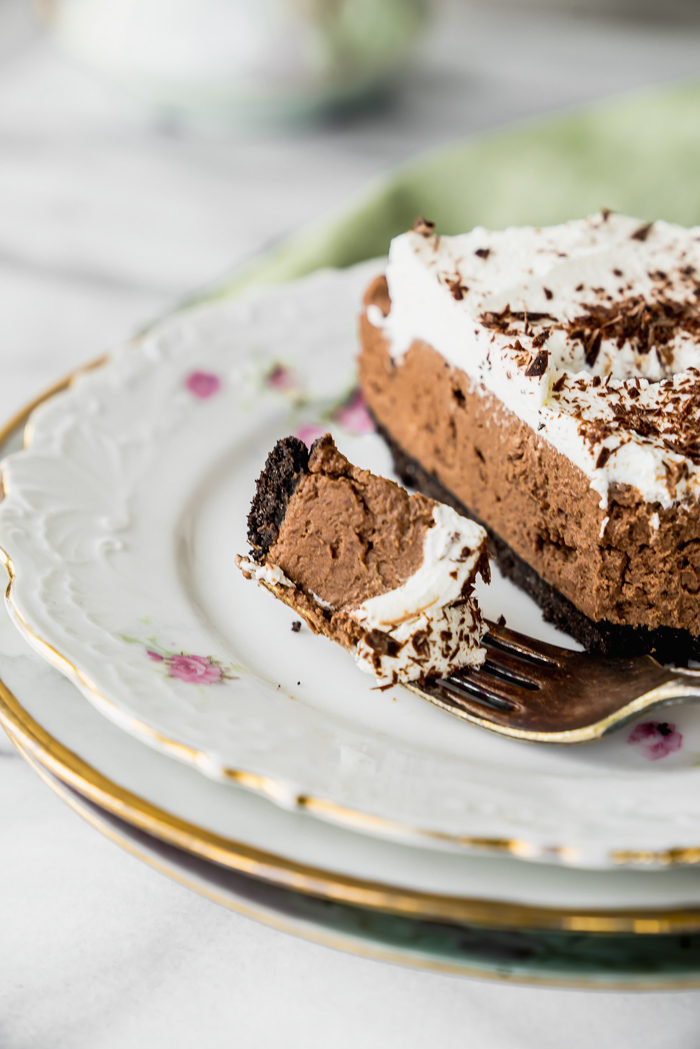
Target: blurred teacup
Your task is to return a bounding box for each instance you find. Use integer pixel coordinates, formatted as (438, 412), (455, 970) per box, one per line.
(44, 0), (429, 123)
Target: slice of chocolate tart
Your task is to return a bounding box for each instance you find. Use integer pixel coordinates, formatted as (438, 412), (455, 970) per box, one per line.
(236, 434), (490, 685)
(358, 213), (700, 662)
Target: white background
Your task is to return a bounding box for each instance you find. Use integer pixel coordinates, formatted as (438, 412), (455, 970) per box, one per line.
(3, 1), (700, 1044)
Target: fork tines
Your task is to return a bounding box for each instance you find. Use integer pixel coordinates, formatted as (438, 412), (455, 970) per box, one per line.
(436, 620), (562, 710)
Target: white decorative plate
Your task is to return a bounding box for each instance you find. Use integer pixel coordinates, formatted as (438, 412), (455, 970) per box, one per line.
(3, 261), (700, 869)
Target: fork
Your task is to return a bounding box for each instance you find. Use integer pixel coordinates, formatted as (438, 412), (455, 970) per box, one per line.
(406, 619), (700, 744)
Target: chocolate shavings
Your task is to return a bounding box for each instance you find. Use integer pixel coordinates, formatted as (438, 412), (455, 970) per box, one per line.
(413, 216), (436, 238)
(447, 276), (468, 301)
(525, 350), (549, 377)
(564, 293), (700, 370)
(631, 222), (654, 242)
(595, 447), (612, 469)
(364, 629), (402, 658)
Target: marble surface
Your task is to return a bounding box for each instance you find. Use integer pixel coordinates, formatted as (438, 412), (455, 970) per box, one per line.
(4, 0), (700, 1043)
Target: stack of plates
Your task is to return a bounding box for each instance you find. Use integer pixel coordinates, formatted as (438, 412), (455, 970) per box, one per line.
(3, 261), (700, 989)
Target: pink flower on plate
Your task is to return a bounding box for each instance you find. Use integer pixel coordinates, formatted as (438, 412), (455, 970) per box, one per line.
(333, 388), (375, 435)
(266, 364), (296, 391)
(185, 371), (221, 399)
(295, 424), (327, 449)
(146, 650), (164, 662)
(628, 720), (683, 761)
(167, 653), (222, 685)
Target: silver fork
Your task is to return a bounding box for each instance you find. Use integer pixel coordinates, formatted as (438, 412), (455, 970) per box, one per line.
(406, 619), (700, 744)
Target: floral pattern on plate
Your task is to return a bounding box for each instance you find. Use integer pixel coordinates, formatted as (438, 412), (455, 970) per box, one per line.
(185, 371), (222, 399)
(628, 721), (683, 761)
(119, 633), (239, 686)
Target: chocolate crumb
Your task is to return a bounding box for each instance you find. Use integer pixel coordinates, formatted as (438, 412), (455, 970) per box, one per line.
(291, 620), (301, 632)
(497, 614), (507, 627)
(475, 248), (492, 259)
(601, 208), (613, 221)
(596, 447), (612, 469)
(543, 287), (553, 300)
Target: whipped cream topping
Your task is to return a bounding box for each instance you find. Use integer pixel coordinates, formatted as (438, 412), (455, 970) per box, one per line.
(375, 213), (700, 508)
(349, 504), (488, 684)
(236, 556), (293, 588)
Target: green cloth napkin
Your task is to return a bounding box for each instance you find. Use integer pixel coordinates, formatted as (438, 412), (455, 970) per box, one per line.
(215, 77), (700, 299)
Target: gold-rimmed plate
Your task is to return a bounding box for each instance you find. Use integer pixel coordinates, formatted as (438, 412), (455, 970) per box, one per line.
(10, 735), (700, 990)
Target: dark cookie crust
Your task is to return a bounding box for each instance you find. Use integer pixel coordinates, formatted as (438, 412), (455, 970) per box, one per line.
(247, 436), (309, 560)
(376, 417), (700, 664)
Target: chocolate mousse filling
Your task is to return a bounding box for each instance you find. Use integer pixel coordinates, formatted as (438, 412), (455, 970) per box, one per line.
(267, 435), (435, 610)
(359, 275), (700, 663)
